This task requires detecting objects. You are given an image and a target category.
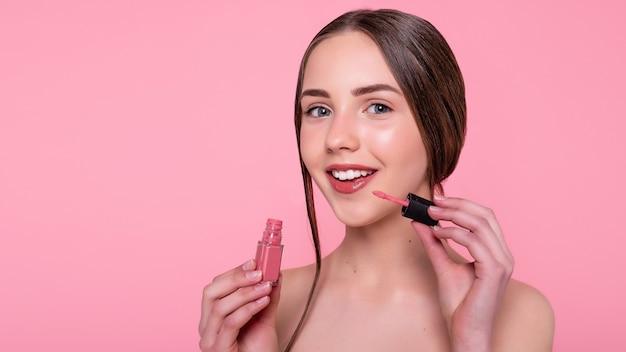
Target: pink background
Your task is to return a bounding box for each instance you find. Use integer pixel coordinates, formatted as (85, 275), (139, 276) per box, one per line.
(1, 0), (624, 350)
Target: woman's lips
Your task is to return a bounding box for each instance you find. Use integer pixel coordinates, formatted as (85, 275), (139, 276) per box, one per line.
(325, 170), (377, 194)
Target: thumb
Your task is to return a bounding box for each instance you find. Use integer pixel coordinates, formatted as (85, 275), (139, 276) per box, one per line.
(411, 222), (454, 275)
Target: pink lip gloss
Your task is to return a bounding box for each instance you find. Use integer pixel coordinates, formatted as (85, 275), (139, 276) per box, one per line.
(255, 218), (284, 286)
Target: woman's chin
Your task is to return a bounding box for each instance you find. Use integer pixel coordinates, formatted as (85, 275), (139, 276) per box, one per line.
(331, 206), (395, 229)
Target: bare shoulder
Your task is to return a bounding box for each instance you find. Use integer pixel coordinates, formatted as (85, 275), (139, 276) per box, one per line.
(275, 264), (317, 348)
(493, 278), (555, 351)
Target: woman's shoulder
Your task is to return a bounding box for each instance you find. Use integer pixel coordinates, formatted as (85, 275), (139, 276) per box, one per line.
(281, 264), (317, 288)
(494, 278), (555, 350)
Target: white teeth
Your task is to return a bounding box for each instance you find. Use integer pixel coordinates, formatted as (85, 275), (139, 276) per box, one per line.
(330, 169), (374, 181)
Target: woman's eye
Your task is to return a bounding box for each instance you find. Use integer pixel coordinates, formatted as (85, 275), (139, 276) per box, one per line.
(367, 103), (391, 114)
(305, 106), (332, 117)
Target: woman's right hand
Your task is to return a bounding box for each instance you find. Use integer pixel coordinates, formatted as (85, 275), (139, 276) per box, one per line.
(199, 259), (281, 352)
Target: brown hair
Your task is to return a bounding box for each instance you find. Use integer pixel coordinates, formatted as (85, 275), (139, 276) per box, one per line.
(287, 9), (466, 350)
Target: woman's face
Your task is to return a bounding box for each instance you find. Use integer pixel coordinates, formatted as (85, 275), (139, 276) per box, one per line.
(299, 31), (431, 227)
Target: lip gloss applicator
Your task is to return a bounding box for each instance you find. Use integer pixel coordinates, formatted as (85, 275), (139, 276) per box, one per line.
(255, 218), (284, 286)
(372, 190), (438, 226)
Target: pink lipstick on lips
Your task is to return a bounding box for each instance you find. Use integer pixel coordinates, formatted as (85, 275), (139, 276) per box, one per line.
(373, 190), (438, 226)
(326, 164), (377, 194)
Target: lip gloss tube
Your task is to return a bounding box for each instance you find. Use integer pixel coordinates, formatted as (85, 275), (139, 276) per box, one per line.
(255, 218), (284, 286)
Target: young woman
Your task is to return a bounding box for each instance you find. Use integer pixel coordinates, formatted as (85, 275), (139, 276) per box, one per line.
(199, 9), (554, 351)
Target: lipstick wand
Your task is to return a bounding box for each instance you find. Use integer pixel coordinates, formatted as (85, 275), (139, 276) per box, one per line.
(372, 190), (438, 226)
(372, 190), (409, 207)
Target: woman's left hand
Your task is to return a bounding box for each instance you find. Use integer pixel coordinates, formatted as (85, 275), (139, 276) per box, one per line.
(411, 195), (514, 352)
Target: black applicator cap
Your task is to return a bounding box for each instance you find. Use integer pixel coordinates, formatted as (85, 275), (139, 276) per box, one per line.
(401, 193), (438, 226)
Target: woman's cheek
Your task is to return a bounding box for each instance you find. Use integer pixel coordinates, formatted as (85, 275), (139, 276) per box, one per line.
(299, 129), (323, 175)
(374, 127), (397, 148)
(362, 124), (401, 154)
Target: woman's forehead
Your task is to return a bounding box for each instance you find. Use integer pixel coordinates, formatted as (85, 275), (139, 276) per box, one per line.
(302, 31), (399, 92)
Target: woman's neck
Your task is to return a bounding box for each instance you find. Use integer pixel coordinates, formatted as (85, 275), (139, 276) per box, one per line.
(320, 213), (437, 291)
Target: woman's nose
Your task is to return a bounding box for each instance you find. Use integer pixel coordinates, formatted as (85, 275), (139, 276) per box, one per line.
(325, 112), (360, 153)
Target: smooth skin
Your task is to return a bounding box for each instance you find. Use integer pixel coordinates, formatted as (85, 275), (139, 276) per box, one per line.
(199, 31), (554, 351)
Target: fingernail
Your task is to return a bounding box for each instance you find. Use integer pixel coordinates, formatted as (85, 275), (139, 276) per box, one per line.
(245, 270), (262, 281)
(256, 296), (269, 304)
(434, 194), (446, 201)
(429, 205), (443, 212)
(254, 281), (271, 292)
(242, 259), (255, 271)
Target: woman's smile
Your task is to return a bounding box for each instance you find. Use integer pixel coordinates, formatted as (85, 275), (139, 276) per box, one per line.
(325, 164), (378, 194)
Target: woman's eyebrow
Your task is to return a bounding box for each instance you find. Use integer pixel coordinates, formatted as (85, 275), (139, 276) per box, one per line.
(300, 84), (401, 100)
(301, 89), (330, 98)
(351, 83), (401, 96)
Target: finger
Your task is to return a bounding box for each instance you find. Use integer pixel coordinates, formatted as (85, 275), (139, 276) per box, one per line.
(200, 260), (258, 335)
(199, 259), (262, 335)
(204, 259), (259, 301)
(411, 221), (455, 275)
(207, 280), (273, 334)
(433, 196), (512, 259)
(429, 197), (513, 261)
(429, 206), (511, 266)
(431, 225), (513, 280)
(202, 295), (271, 352)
